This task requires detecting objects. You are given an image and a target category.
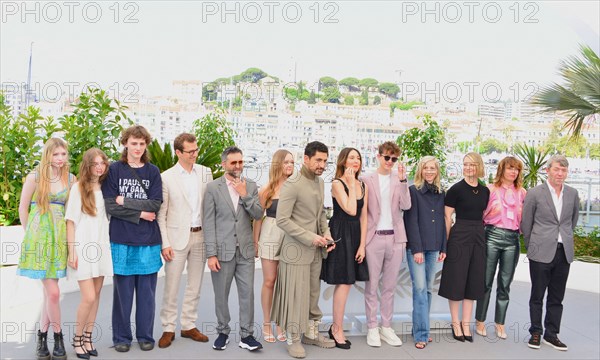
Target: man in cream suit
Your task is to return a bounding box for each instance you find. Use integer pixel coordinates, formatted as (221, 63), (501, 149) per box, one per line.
(361, 141), (411, 347)
(203, 146), (264, 352)
(157, 133), (213, 348)
(522, 155), (579, 351)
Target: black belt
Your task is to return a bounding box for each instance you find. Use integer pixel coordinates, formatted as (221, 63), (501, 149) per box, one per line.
(190, 226), (202, 232)
(375, 230), (394, 235)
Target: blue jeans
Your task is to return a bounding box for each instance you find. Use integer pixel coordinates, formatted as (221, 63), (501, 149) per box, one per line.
(406, 249), (439, 343)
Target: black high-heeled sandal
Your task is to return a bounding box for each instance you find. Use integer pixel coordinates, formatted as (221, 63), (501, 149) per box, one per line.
(328, 325), (350, 349)
(83, 331), (98, 357)
(461, 322), (473, 343)
(451, 324), (465, 342)
(72, 335), (90, 359)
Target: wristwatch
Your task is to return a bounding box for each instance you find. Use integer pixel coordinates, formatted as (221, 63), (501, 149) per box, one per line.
(399, 179), (407, 183)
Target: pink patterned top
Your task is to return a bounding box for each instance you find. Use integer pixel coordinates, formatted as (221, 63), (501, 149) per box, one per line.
(483, 183), (527, 231)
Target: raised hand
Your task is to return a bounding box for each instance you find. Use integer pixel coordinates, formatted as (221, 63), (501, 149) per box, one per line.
(397, 161), (407, 181)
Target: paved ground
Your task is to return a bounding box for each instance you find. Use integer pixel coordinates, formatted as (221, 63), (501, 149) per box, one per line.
(1, 269), (599, 359)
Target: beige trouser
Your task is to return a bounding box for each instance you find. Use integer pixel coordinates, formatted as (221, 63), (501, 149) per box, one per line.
(160, 231), (206, 332)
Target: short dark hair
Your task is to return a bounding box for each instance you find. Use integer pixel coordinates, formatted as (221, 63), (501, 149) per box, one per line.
(221, 146), (243, 162)
(304, 141), (328, 158)
(174, 133), (197, 152)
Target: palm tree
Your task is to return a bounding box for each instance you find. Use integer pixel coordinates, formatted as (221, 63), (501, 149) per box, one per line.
(514, 143), (551, 189)
(530, 44), (600, 137)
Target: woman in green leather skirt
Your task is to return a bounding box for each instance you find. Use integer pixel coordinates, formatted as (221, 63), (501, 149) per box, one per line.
(475, 156), (526, 339)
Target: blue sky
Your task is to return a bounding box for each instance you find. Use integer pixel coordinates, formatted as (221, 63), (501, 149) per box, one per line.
(1, 1), (598, 101)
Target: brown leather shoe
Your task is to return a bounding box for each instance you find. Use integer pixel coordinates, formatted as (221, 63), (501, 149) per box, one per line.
(181, 328), (209, 342)
(158, 332), (175, 348)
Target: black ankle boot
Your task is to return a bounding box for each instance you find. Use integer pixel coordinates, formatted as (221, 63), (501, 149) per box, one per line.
(53, 331), (67, 360)
(36, 330), (51, 360)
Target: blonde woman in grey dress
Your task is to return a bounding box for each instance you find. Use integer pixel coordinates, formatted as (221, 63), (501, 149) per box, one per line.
(253, 149), (294, 343)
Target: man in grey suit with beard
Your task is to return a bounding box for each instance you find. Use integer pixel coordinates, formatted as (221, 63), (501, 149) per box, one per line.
(203, 146), (263, 352)
(521, 155), (579, 352)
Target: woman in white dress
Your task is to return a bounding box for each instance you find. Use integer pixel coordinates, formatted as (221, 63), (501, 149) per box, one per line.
(66, 148), (113, 359)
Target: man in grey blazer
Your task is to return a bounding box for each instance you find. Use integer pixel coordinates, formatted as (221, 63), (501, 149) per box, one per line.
(521, 155), (579, 351)
(157, 133), (213, 348)
(203, 146), (264, 352)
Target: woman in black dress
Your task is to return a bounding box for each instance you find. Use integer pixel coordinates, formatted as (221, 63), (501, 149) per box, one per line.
(321, 147), (369, 349)
(439, 152), (490, 343)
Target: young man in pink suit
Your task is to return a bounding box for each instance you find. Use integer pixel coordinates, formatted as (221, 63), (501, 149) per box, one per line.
(361, 141), (411, 347)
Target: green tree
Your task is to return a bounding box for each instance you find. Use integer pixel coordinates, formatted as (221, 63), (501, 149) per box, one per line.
(373, 95), (382, 105)
(359, 89), (369, 105)
(457, 140), (473, 153)
(344, 95), (355, 105)
(321, 87), (341, 103)
(359, 78), (378, 89)
(308, 90), (317, 104)
(514, 143), (551, 189)
(192, 108), (237, 178)
(339, 77), (360, 92)
(202, 82), (218, 102)
(240, 67), (268, 83)
(319, 76), (338, 91)
(531, 44), (600, 137)
(0, 97), (59, 225)
(378, 82), (400, 99)
(390, 100), (422, 114)
(396, 114), (447, 177)
(147, 139), (176, 172)
(479, 138), (508, 154)
(60, 88), (132, 174)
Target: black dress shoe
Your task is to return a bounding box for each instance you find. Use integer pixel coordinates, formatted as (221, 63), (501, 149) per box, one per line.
(328, 326), (350, 350)
(461, 322), (473, 343)
(451, 326), (465, 342)
(139, 342), (154, 351)
(114, 344), (130, 352)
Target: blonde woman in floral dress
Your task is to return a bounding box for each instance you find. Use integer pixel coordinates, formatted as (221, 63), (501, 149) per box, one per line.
(18, 138), (75, 360)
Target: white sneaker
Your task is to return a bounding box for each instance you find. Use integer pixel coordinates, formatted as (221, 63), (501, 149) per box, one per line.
(367, 328), (381, 347)
(379, 327), (402, 346)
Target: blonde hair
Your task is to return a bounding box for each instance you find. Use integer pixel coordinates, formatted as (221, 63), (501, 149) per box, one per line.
(414, 156), (441, 190)
(78, 148), (109, 216)
(494, 156), (523, 189)
(34, 138), (70, 214)
(263, 149), (293, 208)
(464, 152), (485, 178)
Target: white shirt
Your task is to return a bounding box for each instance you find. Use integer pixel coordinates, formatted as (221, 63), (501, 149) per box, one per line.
(176, 162), (201, 227)
(377, 173), (394, 230)
(547, 182), (564, 243)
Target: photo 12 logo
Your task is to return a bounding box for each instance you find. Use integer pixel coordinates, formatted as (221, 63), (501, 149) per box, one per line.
(401, 81), (539, 103)
(401, 1), (540, 24)
(2, 81), (140, 104)
(1, 1), (140, 24)
(201, 1), (340, 23)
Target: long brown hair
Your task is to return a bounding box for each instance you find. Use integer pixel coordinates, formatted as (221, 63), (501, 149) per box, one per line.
(34, 138), (70, 214)
(335, 147), (362, 179)
(120, 125), (152, 163)
(493, 156), (524, 189)
(263, 149), (293, 208)
(78, 148), (109, 216)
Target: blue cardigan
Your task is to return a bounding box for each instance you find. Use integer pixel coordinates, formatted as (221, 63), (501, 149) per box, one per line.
(403, 184), (447, 254)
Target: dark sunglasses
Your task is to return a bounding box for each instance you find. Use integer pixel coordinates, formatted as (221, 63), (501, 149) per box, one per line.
(382, 155), (399, 163)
